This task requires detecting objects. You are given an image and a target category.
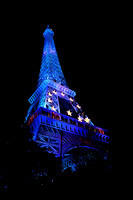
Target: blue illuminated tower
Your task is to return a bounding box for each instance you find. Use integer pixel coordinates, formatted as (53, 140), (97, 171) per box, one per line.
(25, 26), (110, 170)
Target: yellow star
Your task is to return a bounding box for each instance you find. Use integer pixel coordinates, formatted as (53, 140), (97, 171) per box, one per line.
(69, 98), (74, 102)
(77, 104), (81, 109)
(51, 106), (56, 112)
(48, 92), (52, 96)
(67, 110), (72, 116)
(84, 117), (90, 124)
(61, 92), (65, 96)
(53, 90), (57, 95)
(48, 98), (53, 103)
(78, 116), (83, 122)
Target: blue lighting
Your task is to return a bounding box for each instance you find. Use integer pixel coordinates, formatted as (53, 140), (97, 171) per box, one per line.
(38, 26), (67, 87)
(25, 25), (110, 165)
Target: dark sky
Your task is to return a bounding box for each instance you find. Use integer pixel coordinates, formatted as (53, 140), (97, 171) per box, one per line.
(22, 23), (113, 136)
(1, 18), (113, 193)
(0, 6), (115, 192)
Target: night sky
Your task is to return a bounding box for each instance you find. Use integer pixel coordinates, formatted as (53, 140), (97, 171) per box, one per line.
(1, 20), (113, 192)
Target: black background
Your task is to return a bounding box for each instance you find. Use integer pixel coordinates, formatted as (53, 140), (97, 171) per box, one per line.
(1, 17), (114, 193)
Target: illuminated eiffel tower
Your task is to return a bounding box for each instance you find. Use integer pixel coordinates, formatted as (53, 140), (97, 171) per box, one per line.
(25, 25), (110, 171)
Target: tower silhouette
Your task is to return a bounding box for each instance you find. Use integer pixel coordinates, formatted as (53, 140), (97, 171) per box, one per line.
(25, 26), (110, 170)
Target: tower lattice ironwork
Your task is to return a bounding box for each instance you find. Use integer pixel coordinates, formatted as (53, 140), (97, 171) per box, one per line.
(25, 26), (110, 171)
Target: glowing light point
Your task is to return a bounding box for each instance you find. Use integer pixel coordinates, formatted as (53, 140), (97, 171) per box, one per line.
(48, 92), (52, 97)
(69, 98), (74, 102)
(53, 90), (57, 95)
(61, 92), (65, 97)
(67, 110), (72, 116)
(78, 116), (83, 122)
(48, 98), (53, 103)
(51, 106), (56, 112)
(84, 117), (91, 124)
(77, 104), (81, 109)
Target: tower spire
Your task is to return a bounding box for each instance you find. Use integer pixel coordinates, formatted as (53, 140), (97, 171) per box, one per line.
(38, 26), (67, 87)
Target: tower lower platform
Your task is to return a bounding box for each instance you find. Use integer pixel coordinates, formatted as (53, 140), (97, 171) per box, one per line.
(28, 107), (110, 159)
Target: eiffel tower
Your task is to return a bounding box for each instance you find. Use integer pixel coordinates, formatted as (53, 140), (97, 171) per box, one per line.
(25, 25), (110, 171)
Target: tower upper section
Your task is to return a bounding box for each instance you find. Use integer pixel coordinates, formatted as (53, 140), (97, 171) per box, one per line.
(43, 26), (55, 53)
(38, 26), (67, 87)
